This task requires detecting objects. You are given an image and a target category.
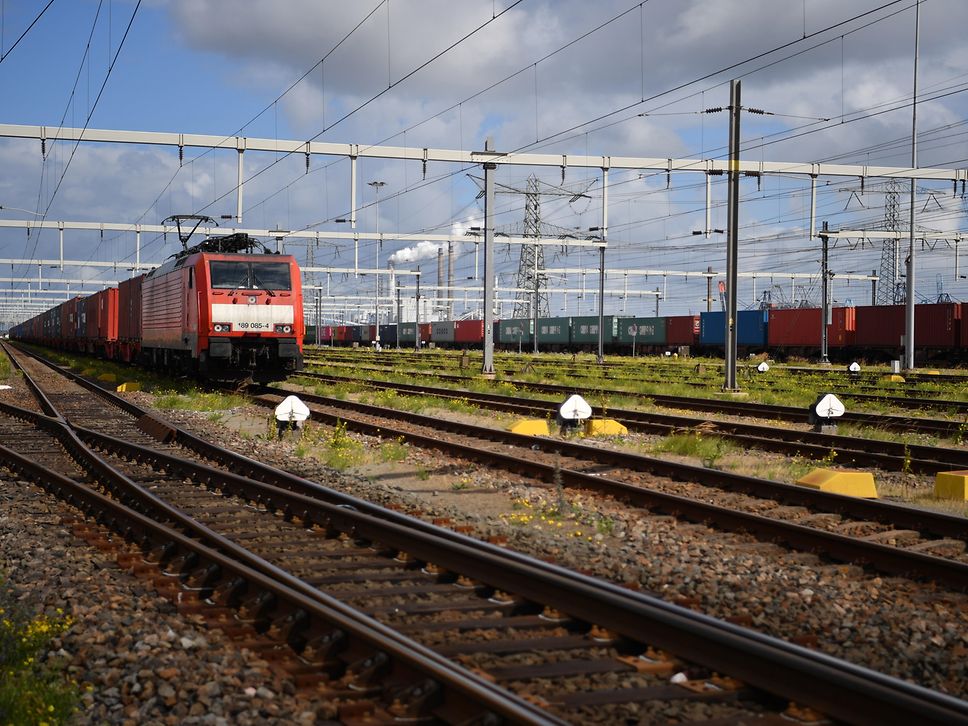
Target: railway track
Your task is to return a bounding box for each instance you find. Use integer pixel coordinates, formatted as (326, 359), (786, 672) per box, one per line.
(297, 371), (968, 475)
(305, 357), (968, 438)
(247, 381), (968, 591)
(8, 346), (967, 722)
(306, 353), (968, 415)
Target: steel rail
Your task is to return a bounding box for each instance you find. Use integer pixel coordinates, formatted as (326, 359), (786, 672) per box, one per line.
(292, 374), (968, 539)
(3, 405), (968, 726)
(309, 351), (968, 413)
(10, 343), (966, 545)
(0, 364), (564, 724)
(7, 345), (968, 723)
(401, 353), (968, 387)
(297, 371), (968, 474)
(246, 386), (968, 593)
(306, 357), (967, 437)
(0, 437), (557, 724)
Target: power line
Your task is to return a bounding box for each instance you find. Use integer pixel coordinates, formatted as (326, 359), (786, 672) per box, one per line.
(0, 0), (55, 64)
(20, 0), (142, 272)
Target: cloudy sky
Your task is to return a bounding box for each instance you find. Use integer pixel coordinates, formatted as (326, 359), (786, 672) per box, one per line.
(1, 0), (966, 322)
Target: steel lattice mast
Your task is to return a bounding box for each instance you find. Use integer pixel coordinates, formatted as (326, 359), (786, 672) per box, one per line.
(876, 178), (905, 304)
(512, 176), (549, 319)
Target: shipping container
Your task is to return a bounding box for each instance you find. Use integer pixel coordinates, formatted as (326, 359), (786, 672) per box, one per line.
(855, 303), (960, 348)
(347, 325), (363, 343)
(360, 324), (373, 343)
(767, 307), (855, 349)
(853, 304), (903, 347)
(961, 304), (968, 351)
(616, 316), (667, 345)
(398, 323), (417, 344)
(454, 319), (485, 344)
(418, 323), (432, 343)
(118, 275), (143, 342)
(93, 288), (118, 348)
(69, 296), (86, 346)
(498, 318), (532, 345)
(379, 324), (398, 345)
(83, 294), (99, 345)
(535, 317), (571, 345)
(666, 315), (700, 346)
(431, 320), (456, 343)
(915, 303), (960, 347)
(700, 310), (769, 348)
(570, 315), (618, 345)
(79, 288), (119, 353)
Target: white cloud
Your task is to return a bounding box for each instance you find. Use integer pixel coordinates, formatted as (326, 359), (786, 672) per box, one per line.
(4, 0), (968, 318)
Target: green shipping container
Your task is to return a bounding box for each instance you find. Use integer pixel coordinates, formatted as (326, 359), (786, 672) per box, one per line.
(536, 316), (571, 344)
(570, 315), (618, 344)
(616, 316), (667, 345)
(398, 323), (417, 343)
(499, 318), (533, 345)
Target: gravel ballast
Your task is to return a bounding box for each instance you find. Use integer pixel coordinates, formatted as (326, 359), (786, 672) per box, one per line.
(2, 381), (967, 722)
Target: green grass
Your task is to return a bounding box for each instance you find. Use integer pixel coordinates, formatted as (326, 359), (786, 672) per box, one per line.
(305, 348), (968, 416)
(154, 389), (246, 411)
(362, 388), (480, 416)
(653, 432), (737, 467)
(0, 577), (79, 724)
(379, 437), (409, 463)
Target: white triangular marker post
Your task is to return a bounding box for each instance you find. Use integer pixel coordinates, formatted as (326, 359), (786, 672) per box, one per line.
(814, 393), (845, 419)
(558, 394), (592, 422)
(275, 395), (310, 422)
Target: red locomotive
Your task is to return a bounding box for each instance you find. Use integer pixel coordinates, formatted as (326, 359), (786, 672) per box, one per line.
(11, 232), (304, 380)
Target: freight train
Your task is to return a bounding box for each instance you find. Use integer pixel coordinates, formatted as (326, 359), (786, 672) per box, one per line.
(10, 233), (305, 380)
(307, 302), (965, 362)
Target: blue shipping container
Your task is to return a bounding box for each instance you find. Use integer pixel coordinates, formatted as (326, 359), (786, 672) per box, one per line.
(700, 310), (769, 347)
(379, 324), (398, 345)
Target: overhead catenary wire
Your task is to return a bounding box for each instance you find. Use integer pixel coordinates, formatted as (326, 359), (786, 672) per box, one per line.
(7, 0), (960, 316)
(19, 0), (142, 274)
(0, 0), (55, 65)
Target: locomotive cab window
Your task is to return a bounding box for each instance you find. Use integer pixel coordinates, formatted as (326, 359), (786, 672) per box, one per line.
(209, 261), (292, 291)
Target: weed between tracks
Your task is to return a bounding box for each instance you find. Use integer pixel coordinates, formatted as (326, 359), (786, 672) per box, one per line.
(0, 577), (78, 724)
(500, 497), (612, 541)
(284, 419), (365, 470)
(155, 390), (246, 411)
(653, 432), (737, 469)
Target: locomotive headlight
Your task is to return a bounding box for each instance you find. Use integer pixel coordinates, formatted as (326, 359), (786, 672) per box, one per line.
(213, 322), (232, 332)
(274, 324), (292, 334)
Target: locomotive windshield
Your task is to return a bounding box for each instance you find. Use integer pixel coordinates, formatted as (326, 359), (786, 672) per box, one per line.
(210, 261), (292, 291)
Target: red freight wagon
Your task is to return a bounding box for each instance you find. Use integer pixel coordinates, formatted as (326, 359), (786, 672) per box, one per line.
(835, 307), (856, 347)
(768, 307), (855, 348)
(418, 322), (432, 343)
(854, 305), (903, 347)
(83, 293), (98, 350)
(59, 296), (84, 350)
(915, 302), (960, 347)
(68, 296), (86, 349)
(58, 299), (74, 350)
(83, 288), (118, 356)
(961, 304), (968, 352)
(454, 319), (485, 344)
(855, 303), (960, 348)
(666, 315), (700, 346)
(118, 275), (143, 362)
